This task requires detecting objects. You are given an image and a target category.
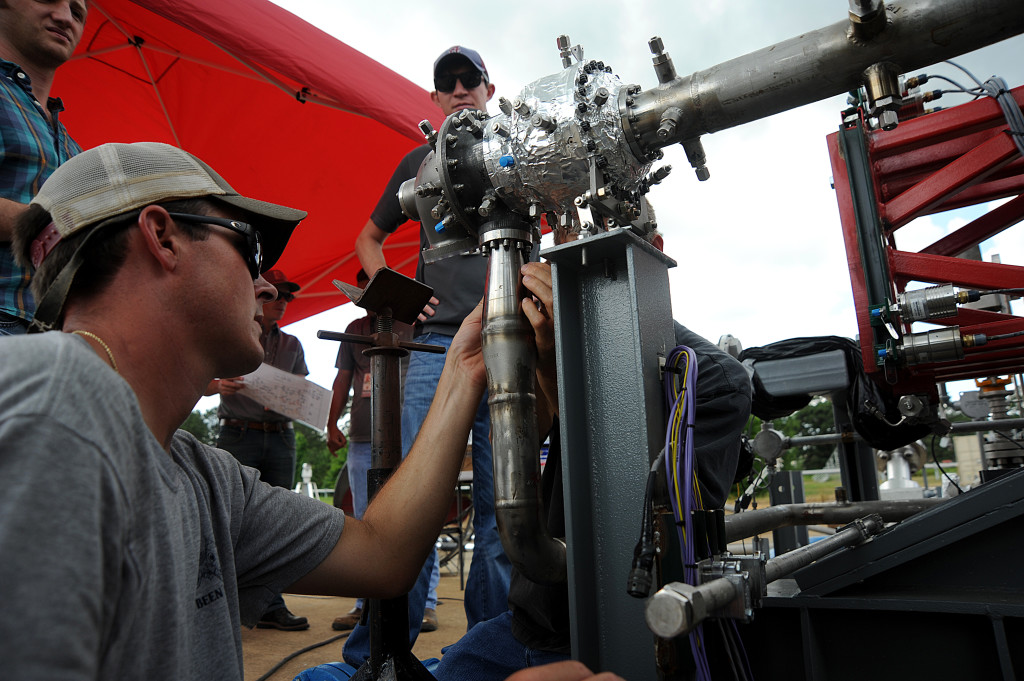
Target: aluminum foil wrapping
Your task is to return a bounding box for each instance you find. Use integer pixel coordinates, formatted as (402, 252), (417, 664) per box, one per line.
(481, 64), (652, 217)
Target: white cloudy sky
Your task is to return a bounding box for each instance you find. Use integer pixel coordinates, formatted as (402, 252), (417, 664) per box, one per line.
(199, 1), (1024, 413)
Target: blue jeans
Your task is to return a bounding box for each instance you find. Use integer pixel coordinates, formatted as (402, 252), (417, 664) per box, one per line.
(347, 440), (371, 612)
(343, 332), (510, 666)
(218, 424), (296, 613)
(433, 611), (569, 681)
(347, 441), (438, 612)
(0, 311), (28, 336)
(347, 440), (372, 520)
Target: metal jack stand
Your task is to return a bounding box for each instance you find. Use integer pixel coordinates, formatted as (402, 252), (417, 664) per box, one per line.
(318, 268), (444, 681)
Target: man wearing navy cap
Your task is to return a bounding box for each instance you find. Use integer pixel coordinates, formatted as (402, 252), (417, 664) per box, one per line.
(346, 45), (510, 663)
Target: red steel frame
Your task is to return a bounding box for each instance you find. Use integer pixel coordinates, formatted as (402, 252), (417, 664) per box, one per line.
(828, 86), (1024, 389)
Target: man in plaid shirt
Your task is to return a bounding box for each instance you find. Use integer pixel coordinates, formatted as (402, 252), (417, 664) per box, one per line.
(0, 0), (86, 335)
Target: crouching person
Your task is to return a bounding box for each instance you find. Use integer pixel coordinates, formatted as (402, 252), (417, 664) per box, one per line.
(0, 142), (492, 680)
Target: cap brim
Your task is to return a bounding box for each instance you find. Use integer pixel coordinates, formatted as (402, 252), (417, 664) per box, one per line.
(192, 155), (306, 271)
(213, 194), (305, 271)
(434, 53), (480, 77)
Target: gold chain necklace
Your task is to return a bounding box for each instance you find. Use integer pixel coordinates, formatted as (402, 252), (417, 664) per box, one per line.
(70, 330), (119, 373)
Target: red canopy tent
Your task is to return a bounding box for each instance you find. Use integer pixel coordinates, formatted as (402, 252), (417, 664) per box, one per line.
(54, 0), (441, 324)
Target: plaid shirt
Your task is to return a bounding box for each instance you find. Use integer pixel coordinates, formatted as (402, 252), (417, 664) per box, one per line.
(0, 59), (81, 323)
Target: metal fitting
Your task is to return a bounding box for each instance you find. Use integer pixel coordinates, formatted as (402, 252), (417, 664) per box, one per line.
(478, 193), (498, 217)
(649, 165), (672, 184)
(414, 183), (442, 198)
(532, 113), (557, 133)
(848, 0), (887, 41)
(863, 62), (902, 130)
(657, 107), (684, 139)
(645, 582), (708, 639)
(649, 35), (677, 83)
(878, 109), (899, 131)
(418, 120), (437, 145)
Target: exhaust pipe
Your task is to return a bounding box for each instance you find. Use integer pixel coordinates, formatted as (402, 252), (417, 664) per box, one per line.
(480, 217), (567, 585)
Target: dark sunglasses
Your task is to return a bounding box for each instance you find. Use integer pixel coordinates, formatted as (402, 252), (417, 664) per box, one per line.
(277, 290), (295, 303)
(168, 212), (263, 279)
(434, 70), (484, 93)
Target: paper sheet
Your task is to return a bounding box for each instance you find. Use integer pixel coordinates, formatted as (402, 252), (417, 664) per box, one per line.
(237, 363), (332, 431)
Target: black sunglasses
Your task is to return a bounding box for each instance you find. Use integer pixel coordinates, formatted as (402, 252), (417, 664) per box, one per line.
(168, 212), (263, 279)
(434, 70), (484, 93)
(277, 290), (295, 303)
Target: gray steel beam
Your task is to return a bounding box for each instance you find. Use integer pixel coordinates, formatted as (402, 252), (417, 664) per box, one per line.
(546, 229), (675, 680)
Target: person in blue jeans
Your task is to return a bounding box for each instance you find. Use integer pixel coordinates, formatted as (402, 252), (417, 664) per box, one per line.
(327, 270), (414, 632)
(346, 45), (512, 665)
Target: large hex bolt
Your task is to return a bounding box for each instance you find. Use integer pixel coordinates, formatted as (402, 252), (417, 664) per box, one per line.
(646, 578), (739, 638)
(646, 583), (707, 638)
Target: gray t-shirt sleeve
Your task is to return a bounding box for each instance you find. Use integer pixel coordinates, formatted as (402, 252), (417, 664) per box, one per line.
(226, 450), (345, 621)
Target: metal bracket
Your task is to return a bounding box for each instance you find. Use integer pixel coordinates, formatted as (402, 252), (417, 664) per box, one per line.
(332, 267), (433, 326)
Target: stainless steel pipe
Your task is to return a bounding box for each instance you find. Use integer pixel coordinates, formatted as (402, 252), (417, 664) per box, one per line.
(724, 498), (943, 542)
(630, 0), (1024, 148)
(481, 225), (567, 585)
(763, 514), (884, 582)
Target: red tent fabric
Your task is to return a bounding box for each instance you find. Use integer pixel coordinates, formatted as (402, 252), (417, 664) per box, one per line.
(54, 0), (441, 323)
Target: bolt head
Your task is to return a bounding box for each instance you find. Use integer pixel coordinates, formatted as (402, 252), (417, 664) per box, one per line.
(879, 109), (899, 131)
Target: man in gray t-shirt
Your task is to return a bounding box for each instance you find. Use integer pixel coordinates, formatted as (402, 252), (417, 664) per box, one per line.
(0, 141), (522, 681)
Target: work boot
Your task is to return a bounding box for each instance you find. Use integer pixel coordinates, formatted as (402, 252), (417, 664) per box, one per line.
(332, 606), (362, 631)
(421, 607), (438, 633)
(257, 607), (309, 631)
